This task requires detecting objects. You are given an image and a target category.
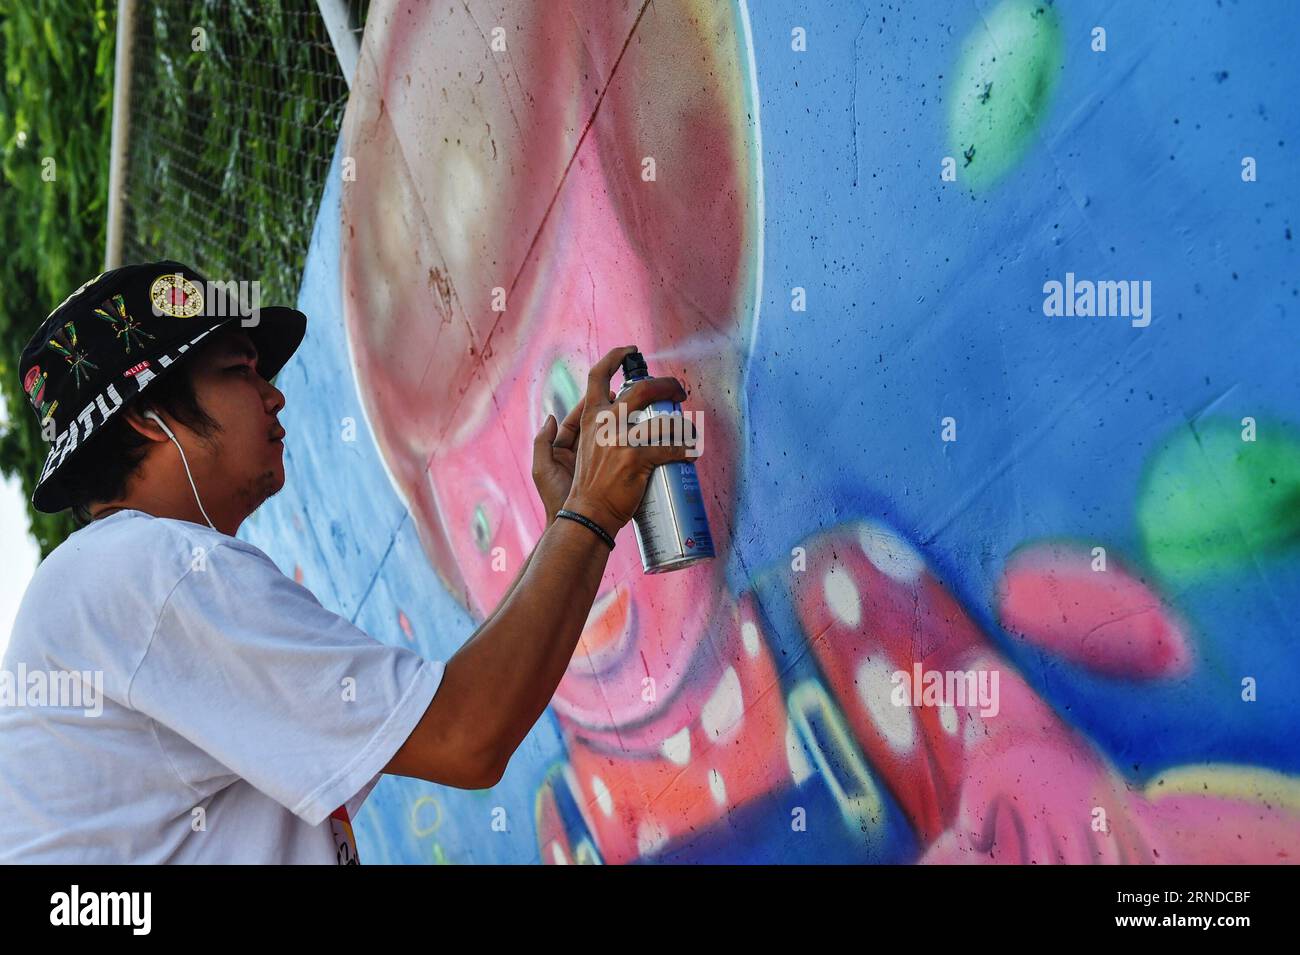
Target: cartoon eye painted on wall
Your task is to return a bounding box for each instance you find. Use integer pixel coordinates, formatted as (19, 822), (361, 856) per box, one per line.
(471, 503), (494, 554)
(541, 359), (582, 424)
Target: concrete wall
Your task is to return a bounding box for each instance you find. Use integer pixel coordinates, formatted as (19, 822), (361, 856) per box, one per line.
(239, 0), (1300, 863)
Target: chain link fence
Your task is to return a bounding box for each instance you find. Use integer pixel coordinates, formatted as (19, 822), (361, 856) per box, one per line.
(119, 0), (368, 305)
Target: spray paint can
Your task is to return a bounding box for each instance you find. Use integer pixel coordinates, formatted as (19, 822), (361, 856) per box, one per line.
(616, 350), (715, 574)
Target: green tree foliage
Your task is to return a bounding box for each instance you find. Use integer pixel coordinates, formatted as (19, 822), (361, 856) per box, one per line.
(0, 1), (115, 556)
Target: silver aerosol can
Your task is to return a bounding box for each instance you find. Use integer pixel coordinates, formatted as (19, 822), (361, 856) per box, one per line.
(616, 350), (714, 574)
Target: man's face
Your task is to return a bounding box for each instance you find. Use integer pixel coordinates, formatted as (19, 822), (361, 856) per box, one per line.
(179, 326), (287, 516)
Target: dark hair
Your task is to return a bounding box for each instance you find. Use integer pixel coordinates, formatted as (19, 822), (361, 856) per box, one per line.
(62, 361), (222, 528)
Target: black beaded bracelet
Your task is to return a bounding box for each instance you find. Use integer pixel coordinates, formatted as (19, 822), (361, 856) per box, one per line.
(555, 508), (616, 550)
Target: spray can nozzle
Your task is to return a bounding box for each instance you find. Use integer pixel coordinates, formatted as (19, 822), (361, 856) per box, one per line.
(620, 349), (650, 382)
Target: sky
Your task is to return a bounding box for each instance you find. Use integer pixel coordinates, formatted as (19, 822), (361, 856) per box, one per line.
(0, 391), (42, 657)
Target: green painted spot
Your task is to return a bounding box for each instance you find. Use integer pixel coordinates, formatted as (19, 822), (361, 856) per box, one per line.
(948, 0), (1063, 192)
(544, 358), (582, 423)
(472, 503), (492, 554)
(1138, 419), (1300, 580)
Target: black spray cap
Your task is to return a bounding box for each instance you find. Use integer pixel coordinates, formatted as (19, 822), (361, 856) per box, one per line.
(620, 349), (649, 380)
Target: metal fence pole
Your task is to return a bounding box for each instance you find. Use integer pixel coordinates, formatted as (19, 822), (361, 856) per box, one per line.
(104, 0), (136, 270)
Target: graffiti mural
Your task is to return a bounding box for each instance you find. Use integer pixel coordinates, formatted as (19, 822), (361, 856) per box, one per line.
(238, 0), (1300, 863)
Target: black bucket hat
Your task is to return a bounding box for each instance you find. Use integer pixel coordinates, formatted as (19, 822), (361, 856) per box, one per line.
(18, 260), (306, 513)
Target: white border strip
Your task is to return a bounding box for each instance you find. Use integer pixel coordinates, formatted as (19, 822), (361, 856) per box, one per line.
(317, 0), (361, 89)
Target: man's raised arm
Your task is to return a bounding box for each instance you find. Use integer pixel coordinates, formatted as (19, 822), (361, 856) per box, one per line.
(382, 345), (700, 789)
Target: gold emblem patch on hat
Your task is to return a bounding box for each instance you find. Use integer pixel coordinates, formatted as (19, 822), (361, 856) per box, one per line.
(150, 272), (204, 318)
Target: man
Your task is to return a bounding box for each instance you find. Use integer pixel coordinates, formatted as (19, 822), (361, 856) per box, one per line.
(0, 261), (697, 863)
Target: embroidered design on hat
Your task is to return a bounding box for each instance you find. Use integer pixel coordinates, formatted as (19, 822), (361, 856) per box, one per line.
(23, 365), (57, 421)
(92, 293), (155, 353)
(150, 272), (204, 318)
(46, 321), (98, 390)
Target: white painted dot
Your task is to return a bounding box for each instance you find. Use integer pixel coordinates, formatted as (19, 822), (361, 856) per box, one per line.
(939, 703), (959, 736)
(708, 768), (728, 806)
(701, 667), (744, 742)
(590, 774), (614, 818)
(741, 620), (761, 658)
(858, 523), (925, 583)
(636, 817), (669, 857)
(823, 564), (862, 627)
(857, 657), (915, 753)
(660, 727), (691, 766)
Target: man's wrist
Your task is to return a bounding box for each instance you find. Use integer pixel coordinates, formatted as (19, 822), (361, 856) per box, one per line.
(559, 496), (623, 538)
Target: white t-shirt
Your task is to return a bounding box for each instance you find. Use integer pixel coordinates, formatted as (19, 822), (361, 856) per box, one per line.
(0, 508), (444, 863)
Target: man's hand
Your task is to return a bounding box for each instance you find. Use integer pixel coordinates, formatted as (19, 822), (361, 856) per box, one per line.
(531, 394), (586, 524)
(562, 345), (698, 534)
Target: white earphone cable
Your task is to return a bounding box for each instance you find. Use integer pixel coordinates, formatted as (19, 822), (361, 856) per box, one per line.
(145, 410), (217, 531)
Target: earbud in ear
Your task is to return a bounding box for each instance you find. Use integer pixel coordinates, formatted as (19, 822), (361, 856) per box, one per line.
(144, 409), (175, 438)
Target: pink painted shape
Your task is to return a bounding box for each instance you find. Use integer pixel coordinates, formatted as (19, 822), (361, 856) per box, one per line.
(997, 542), (1192, 679)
